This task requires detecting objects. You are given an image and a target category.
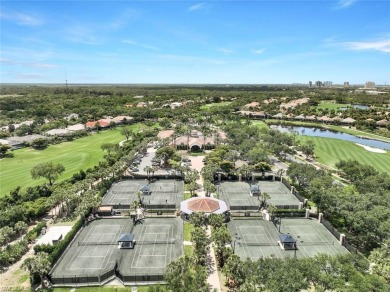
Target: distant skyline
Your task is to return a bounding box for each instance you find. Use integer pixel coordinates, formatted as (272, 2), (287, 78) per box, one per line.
(1, 0), (389, 84)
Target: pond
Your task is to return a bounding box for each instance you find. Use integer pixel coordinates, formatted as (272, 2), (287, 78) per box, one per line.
(339, 104), (370, 111)
(271, 125), (390, 150)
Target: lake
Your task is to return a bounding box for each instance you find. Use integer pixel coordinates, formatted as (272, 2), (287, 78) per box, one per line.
(340, 104), (370, 111)
(271, 125), (390, 150)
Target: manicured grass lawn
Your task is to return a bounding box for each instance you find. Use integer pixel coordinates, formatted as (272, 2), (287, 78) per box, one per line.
(298, 136), (390, 174)
(184, 192), (191, 200)
(0, 125), (140, 196)
(316, 101), (349, 110)
(200, 101), (232, 109)
(251, 120), (269, 130)
(184, 245), (193, 256)
(184, 221), (194, 241)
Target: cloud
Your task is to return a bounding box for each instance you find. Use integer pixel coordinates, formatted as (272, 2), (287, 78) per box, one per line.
(64, 25), (103, 45)
(218, 48), (234, 55)
(15, 73), (45, 79)
(158, 54), (225, 65)
(122, 40), (160, 51)
(329, 38), (390, 53)
(109, 9), (139, 30)
(189, 2), (207, 12)
(252, 48), (266, 55)
(0, 10), (43, 26)
(335, 0), (357, 9)
(0, 58), (57, 68)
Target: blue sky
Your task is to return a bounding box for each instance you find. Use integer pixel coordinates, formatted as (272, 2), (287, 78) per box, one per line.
(1, 0), (389, 84)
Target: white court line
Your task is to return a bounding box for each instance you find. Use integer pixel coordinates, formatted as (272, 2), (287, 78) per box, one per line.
(66, 224), (99, 271)
(102, 224), (125, 269)
(131, 224), (145, 268)
(97, 225), (121, 269)
(132, 224), (171, 268)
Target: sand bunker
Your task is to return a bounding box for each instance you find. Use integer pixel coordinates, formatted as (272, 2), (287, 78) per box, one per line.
(356, 143), (386, 153)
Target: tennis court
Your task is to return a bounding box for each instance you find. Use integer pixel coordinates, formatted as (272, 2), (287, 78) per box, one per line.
(279, 218), (348, 258)
(51, 218), (131, 281)
(102, 180), (143, 205)
(50, 217), (183, 285)
(258, 181), (301, 207)
(218, 181), (300, 210)
(102, 179), (184, 208)
(119, 218), (183, 277)
(227, 218), (348, 260)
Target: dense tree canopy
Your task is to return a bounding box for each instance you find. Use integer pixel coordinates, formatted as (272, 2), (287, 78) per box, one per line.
(30, 162), (65, 186)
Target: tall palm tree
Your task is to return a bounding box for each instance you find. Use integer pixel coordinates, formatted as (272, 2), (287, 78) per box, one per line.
(22, 252), (51, 287)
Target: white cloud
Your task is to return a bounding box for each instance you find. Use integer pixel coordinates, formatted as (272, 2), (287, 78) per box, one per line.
(64, 25), (103, 45)
(252, 48), (266, 55)
(0, 58), (57, 68)
(122, 40), (160, 51)
(189, 2), (207, 12)
(158, 54), (225, 65)
(0, 10), (43, 26)
(109, 9), (139, 30)
(218, 48), (234, 55)
(329, 38), (390, 53)
(335, 0), (357, 9)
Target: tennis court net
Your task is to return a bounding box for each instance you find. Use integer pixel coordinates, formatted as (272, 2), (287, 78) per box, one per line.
(136, 239), (176, 245)
(78, 239), (177, 246)
(299, 241), (335, 246)
(238, 242), (279, 247)
(237, 241), (335, 247)
(78, 241), (117, 246)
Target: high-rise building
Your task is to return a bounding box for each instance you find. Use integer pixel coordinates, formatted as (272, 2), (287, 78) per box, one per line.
(315, 81), (322, 87)
(365, 81), (375, 89)
(343, 82), (349, 88)
(309, 81), (312, 87)
(324, 81), (333, 87)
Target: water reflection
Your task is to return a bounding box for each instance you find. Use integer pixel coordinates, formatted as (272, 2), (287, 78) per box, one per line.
(271, 125), (390, 150)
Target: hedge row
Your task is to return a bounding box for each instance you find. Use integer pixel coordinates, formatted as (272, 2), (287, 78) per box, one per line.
(40, 218), (84, 265)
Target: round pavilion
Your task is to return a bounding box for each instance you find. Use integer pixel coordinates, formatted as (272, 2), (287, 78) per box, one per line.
(180, 197), (229, 220)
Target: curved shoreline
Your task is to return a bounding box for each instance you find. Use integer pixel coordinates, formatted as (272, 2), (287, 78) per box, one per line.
(355, 143), (387, 153)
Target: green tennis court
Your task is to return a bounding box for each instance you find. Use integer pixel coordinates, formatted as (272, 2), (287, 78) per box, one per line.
(50, 218), (183, 285)
(101, 179), (184, 208)
(218, 181), (300, 210)
(227, 218), (348, 260)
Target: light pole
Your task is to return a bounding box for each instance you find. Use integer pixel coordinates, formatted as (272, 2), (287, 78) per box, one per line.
(232, 233), (241, 254)
(295, 236), (301, 258)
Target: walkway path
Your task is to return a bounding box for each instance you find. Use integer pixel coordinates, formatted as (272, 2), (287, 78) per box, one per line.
(0, 242), (35, 288)
(189, 155), (222, 292)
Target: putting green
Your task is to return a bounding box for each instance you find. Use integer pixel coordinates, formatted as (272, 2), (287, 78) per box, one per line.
(0, 126), (139, 196)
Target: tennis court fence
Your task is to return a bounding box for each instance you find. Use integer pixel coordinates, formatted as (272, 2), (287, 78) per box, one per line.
(116, 272), (165, 283)
(111, 203), (177, 210)
(322, 218), (341, 241)
(51, 267), (115, 285)
(142, 203), (176, 209)
(51, 270), (165, 285)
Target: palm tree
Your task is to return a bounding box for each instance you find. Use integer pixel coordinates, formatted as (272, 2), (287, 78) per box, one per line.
(144, 166), (153, 179)
(222, 254), (244, 288)
(22, 252), (51, 287)
(14, 221), (28, 237)
(259, 191), (271, 210)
